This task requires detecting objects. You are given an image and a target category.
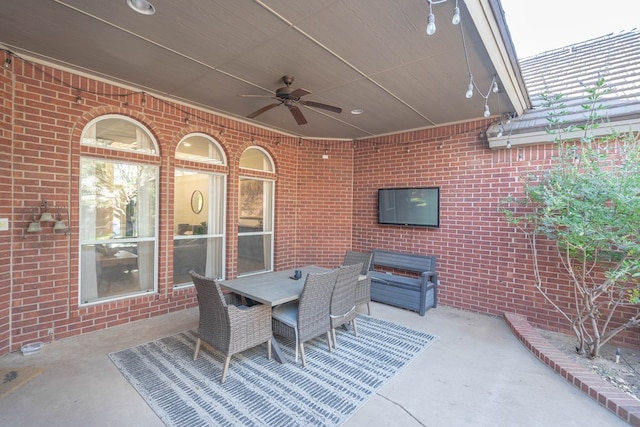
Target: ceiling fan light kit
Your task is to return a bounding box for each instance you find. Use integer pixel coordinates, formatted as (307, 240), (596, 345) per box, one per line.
(244, 75), (342, 125)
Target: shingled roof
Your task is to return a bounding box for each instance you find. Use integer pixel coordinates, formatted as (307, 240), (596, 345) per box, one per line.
(487, 29), (640, 148)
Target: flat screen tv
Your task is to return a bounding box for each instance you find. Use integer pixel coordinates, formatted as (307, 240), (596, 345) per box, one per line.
(378, 187), (440, 228)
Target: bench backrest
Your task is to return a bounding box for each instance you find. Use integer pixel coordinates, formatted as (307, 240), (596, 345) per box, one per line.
(371, 249), (436, 274)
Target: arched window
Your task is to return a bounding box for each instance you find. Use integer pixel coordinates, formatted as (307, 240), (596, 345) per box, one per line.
(79, 115), (159, 304)
(238, 147), (275, 275)
(176, 132), (225, 164)
(174, 133), (227, 285)
(81, 115), (157, 154)
(239, 146), (274, 172)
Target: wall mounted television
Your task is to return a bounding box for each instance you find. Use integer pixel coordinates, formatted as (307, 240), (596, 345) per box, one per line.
(378, 187), (440, 228)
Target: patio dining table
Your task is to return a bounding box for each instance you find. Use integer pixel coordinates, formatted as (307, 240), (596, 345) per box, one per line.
(221, 265), (328, 363)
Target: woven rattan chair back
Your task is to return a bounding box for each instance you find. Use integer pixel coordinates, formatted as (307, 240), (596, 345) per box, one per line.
(343, 251), (372, 275)
(272, 268), (339, 366)
(331, 263), (362, 320)
(191, 271), (232, 352)
(297, 268), (339, 344)
(343, 251), (373, 315)
(330, 263), (362, 348)
(190, 271), (272, 383)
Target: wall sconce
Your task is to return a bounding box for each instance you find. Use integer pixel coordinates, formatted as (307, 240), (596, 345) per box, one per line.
(38, 199), (55, 222)
(24, 199), (70, 237)
(26, 208), (42, 233)
(53, 207), (70, 234)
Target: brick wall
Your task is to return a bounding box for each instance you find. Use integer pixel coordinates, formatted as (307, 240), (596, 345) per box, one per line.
(353, 124), (640, 349)
(1, 57), (354, 354)
(0, 55), (13, 353)
(2, 56), (638, 355)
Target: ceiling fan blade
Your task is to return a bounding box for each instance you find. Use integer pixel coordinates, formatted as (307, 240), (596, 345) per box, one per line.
(289, 88), (311, 98)
(247, 102), (281, 118)
(299, 100), (342, 114)
(239, 94), (274, 98)
(288, 105), (307, 125)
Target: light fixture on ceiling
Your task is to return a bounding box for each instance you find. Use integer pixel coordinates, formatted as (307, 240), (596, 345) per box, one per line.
(423, 0), (503, 119)
(426, 2), (436, 36)
(483, 102), (491, 118)
(452, 1), (461, 25)
(425, 0), (459, 36)
(465, 77), (474, 99)
(127, 0), (156, 15)
(350, 109), (364, 115)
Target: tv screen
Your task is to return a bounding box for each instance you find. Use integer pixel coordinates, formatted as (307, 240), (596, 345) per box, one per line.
(378, 187), (440, 227)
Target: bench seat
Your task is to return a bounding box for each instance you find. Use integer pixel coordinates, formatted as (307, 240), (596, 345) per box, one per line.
(369, 249), (438, 316)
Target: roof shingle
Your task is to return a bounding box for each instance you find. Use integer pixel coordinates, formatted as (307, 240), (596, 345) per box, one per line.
(488, 29), (640, 146)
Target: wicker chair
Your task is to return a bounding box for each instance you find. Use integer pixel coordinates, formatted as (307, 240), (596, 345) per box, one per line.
(330, 262), (362, 349)
(343, 250), (373, 315)
(190, 271), (272, 383)
(271, 268), (339, 367)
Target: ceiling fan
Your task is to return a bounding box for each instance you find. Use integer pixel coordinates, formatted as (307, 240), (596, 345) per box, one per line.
(243, 75), (342, 125)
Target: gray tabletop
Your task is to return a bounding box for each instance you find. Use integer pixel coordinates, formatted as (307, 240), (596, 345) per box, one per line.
(220, 265), (328, 306)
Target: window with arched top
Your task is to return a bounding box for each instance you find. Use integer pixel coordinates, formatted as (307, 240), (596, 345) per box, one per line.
(81, 114), (158, 154)
(173, 133), (227, 285)
(239, 147), (274, 172)
(176, 133), (226, 165)
(238, 147), (275, 275)
(79, 115), (159, 305)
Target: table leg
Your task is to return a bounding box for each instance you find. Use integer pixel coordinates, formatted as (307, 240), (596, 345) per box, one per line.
(270, 337), (287, 363)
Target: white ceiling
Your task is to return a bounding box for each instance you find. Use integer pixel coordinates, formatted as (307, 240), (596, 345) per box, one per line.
(0, 0), (528, 140)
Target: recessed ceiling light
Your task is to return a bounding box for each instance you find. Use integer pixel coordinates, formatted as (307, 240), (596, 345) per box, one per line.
(127, 0), (156, 15)
(350, 109), (364, 115)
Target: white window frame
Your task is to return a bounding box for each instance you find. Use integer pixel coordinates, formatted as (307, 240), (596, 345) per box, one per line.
(79, 115), (159, 305)
(238, 146), (275, 276)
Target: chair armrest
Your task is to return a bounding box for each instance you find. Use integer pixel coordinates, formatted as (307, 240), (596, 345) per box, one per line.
(420, 270), (437, 282)
(227, 304), (272, 336)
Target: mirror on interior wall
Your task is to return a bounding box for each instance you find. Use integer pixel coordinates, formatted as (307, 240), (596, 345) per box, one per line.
(191, 190), (203, 214)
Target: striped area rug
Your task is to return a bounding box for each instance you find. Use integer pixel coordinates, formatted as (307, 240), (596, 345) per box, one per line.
(109, 315), (437, 427)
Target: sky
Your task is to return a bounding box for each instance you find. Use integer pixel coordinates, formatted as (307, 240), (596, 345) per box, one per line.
(500, 0), (640, 58)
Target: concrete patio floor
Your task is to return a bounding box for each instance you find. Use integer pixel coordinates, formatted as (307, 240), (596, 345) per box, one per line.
(0, 303), (629, 426)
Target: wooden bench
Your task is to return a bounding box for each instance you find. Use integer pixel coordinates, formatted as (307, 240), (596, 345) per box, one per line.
(369, 249), (438, 316)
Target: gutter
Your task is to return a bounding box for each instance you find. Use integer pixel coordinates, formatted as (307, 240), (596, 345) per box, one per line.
(464, 0), (531, 116)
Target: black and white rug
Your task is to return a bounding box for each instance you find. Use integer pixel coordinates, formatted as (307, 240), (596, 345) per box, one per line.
(109, 315), (437, 427)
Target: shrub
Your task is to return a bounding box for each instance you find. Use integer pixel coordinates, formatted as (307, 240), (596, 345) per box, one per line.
(500, 77), (640, 358)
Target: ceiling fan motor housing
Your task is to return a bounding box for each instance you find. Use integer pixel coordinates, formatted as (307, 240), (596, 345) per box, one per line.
(276, 86), (294, 99)
(245, 74), (341, 124)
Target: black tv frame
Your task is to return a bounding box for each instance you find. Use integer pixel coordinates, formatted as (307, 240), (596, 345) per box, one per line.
(377, 187), (440, 228)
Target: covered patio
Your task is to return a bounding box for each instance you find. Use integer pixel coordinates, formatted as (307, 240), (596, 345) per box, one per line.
(0, 303), (628, 426)
(1, 1), (640, 424)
